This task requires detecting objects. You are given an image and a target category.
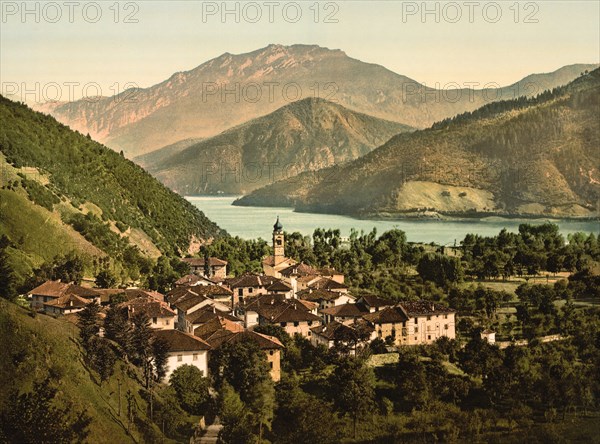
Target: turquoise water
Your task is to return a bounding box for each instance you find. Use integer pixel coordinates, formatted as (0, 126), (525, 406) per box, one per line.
(188, 196), (599, 245)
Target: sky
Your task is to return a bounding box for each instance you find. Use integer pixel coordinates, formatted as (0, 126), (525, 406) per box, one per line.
(1, 1), (599, 101)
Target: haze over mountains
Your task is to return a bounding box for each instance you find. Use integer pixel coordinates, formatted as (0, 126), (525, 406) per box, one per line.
(38, 44), (598, 157)
(235, 69), (600, 219)
(140, 97), (411, 195)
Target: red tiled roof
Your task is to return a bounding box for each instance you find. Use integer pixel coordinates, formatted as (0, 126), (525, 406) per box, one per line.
(320, 303), (369, 317)
(298, 288), (352, 302)
(396, 301), (455, 316)
(43, 293), (90, 309)
(154, 329), (211, 352)
(29, 281), (100, 299)
(204, 329), (284, 350)
(309, 277), (348, 291)
(358, 294), (394, 308)
(183, 257), (228, 267)
(120, 296), (176, 318)
(363, 306), (409, 324)
(194, 317), (244, 340)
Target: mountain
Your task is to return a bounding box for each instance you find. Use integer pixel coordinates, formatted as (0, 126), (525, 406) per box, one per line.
(37, 44), (598, 157)
(234, 69), (600, 219)
(145, 97), (412, 195)
(133, 137), (204, 169)
(0, 96), (223, 284)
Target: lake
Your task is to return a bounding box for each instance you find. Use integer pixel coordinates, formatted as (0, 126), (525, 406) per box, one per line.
(188, 196), (599, 245)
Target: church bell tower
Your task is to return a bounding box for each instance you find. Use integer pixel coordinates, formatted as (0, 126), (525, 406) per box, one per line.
(273, 216), (285, 263)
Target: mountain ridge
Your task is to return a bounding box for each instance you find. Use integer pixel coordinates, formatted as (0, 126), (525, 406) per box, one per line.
(36, 44), (598, 157)
(144, 96), (413, 195)
(234, 69), (600, 220)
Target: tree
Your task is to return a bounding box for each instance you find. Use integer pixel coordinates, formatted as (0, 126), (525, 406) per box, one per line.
(169, 365), (210, 415)
(53, 252), (85, 285)
(104, 305), (132, 356)
(272, 374), (339, 444)
(77, 301), (100, 345)
(417, 253), (463, 287)
(0, 378), (92, 443)
(0, 244), (17, 301)
(218, 382), (255, 444)
(395, 348), (430, 409)
(328, 357), (375, 439)
(88, 337), (117, 382)
(95, 268), (118, 288)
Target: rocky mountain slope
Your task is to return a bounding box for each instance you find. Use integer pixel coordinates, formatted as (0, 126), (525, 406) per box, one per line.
(235, 70), (600, 219)
(37, 44), (597, 157)
(145, 97), (412, 195)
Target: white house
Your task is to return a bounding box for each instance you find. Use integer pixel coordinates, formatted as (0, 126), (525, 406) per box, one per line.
(153, 329), (211, 381)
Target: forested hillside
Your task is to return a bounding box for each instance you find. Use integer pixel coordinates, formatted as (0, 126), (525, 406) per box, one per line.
(0, 96), (223, 286)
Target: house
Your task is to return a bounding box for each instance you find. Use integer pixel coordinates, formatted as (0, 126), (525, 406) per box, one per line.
(29, 280), (101, 312)
(43, 293), (91, 316)
(174, 274), (217, 287)
(120, 296), (177, 330)
(320, 303), (370, 324)
(310, 320), (374, 354)
(356, 294), (394, 313)
(153, 329), (211, 381)
(186, 305), (244, 332)
(307, 277), (349, 293)
(171, 293), (231, 333)
(95, 288), (165, 305)
(481, 329), (496, 344)
(297, 288), (355, 311)
(364, 301), (456, 345)
(262, 217), (297, 278)
(224, 274), (281, 304)
(204, 329), (284, 382)
(264, 280), (293, 299)
(241, 294), (321, 338)
(318, 267), (345, 284)
(182, 257), (228, 280)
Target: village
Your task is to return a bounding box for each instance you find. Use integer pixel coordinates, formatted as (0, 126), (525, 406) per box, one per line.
(27, 217), (457, 383)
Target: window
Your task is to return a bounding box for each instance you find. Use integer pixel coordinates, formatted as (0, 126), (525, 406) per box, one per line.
(308, 321), (313, 326)
(193, 353), (198, 361)
(293, 322), (299, 327)
(280, 322), (286, 327)
(238, 289), (243, 296)
(177, 355), (183, 362)
(427, 335), (431, 340)
(415, 326), (419, 333)
(444, 314), (448, 319)
(153, 317), (157, 324)
(249, 287), (253, 293)
(166, 319), (170, 325)
(269, 350), (274, 356)
(444, 324), (449, 330)
(270, 362), (273, 369)
(426, 316), (431, 321)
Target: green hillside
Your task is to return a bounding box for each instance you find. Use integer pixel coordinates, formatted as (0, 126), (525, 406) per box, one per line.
(236, 69), (600, 219)
(0, 299), (192, 443)
(0, 96), (224, 283)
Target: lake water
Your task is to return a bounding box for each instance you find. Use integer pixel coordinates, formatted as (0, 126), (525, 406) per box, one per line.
(188, 196), (599, 245)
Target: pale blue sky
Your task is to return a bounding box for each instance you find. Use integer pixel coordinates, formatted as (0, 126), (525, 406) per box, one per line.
(1, 1), (599, 100)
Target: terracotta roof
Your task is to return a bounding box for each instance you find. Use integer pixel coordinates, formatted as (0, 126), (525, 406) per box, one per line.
(120, 296), (176, 318)
(204, 329), (284, 350)
(396, 301), (455, 316)
(29, 281), (100, 299)
(168, 285), (232, 308)
(175, 274), (216, 286)
(265, 280), (292, 292)
(268, 303), (322, 323)
(262, 255), (296, 267)
(296, 299), (318, 311)
(280, 263), (319, 278)
(297, 288), (352, 302)
(225, 274), (268, 289)
(310, 321), (357, 340)
(320, 303), (369, 317)
(187, 305), (242, 325)
(309, 277), (348, 291)
(194, 317), (244, 340)
(43, 293), (90, 309)
(296, 274), (321, 285)
(363, 306), (409, 324)
(154, 329), (211, 352)
(358, 294), (394, 308)
(242, 293), (287, 311)
(182, 257), (228, 267)
(28, 280), (70, 297)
